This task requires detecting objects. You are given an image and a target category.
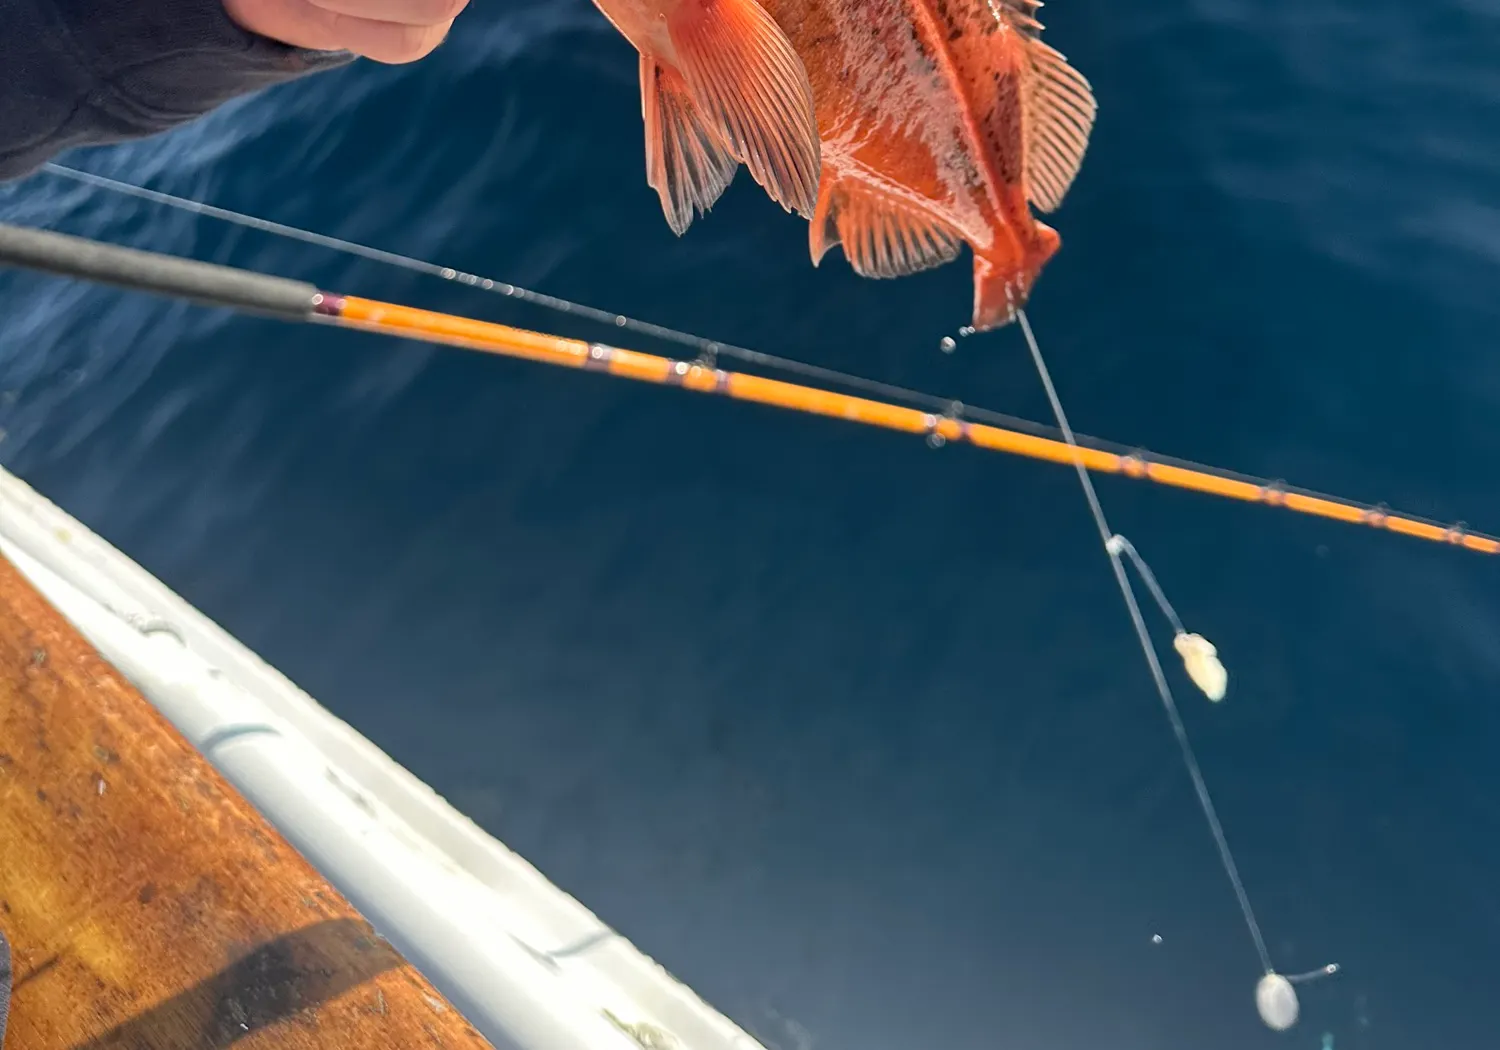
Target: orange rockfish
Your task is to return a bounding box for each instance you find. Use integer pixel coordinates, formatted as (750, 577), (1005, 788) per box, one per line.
(758, 0), (1097, 329)
(588, 0), (823, 235)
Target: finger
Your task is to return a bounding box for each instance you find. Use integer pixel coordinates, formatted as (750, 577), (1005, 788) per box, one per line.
(320, 14), (453, 62)
(225, 0), (454, 62)
(307, 0), (469, 28)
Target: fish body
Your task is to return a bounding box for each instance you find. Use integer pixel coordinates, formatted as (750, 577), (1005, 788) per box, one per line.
(757, 0), (1096, 329)
(588, 0), (823, 235)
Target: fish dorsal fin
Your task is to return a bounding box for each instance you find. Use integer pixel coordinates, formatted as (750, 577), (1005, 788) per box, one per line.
(667, 0), (821, 220)
(641, 57), (738, 236)
(1020, 39), (1096, 212)
(812, 175), (962, 280)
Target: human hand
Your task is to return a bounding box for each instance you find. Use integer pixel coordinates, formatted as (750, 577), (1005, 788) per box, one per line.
(223, 0), (470, 64)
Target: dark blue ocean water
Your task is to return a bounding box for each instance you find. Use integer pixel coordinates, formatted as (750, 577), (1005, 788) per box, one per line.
(3, 1), (1500, 1046)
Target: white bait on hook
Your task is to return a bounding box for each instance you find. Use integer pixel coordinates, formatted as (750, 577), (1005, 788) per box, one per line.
(1174, 631), (1227, 701)
(1255, 972), (1299, 1030)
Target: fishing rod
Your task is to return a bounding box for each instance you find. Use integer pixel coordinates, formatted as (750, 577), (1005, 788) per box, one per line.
(33, 164), (1500, 560)
(0, 218), (1491, 558)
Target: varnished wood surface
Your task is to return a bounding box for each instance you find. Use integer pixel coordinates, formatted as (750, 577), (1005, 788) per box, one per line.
(0, 551), (494, 1049)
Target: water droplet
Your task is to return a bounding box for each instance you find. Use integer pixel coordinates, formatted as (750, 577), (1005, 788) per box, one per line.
(939, 336), (956, 353)
(959, 326), (976, 337)
(1151, 934), (1163, 945)
(615, 316), (627, 327)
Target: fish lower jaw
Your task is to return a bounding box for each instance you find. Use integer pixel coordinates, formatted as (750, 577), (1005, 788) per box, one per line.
(970, 252), (1041, 331)
(967, 220), (1061, 330)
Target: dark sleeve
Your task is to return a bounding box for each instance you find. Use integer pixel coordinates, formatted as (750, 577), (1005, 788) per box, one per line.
(1, 0), (356, 181)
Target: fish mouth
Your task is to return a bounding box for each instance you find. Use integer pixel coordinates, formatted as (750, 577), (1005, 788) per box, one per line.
(970, 223), (1061, 331)
(970, 256), (1040, 331)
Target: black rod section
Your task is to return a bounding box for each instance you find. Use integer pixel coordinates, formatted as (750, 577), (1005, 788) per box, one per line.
(0, 222), (322, 320)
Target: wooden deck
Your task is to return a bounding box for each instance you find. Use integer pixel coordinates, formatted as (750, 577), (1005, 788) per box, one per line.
(0, 551), (494, 1049)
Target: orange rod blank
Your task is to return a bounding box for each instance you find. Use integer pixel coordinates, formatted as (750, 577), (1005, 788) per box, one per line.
(6, 219), (1484, 557)
(330, 295), (1500, 557)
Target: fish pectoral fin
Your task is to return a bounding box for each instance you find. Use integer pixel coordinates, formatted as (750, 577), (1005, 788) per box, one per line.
(1022, 41), (1097, 213)
(998, 0), (1045, 37)
(642, 56), (738, 236)
(813, 177), (962, 280)
(666, 0), (820, 219)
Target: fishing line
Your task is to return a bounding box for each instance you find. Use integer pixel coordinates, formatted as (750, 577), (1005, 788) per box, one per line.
(1106, 534), (1184, 635)
(1015, 309), (1338, 1029)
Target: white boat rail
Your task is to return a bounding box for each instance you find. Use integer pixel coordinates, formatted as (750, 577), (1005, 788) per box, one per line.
(0, 464), (766, 1050)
